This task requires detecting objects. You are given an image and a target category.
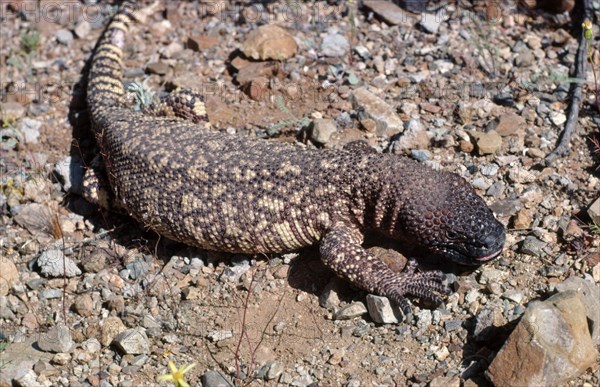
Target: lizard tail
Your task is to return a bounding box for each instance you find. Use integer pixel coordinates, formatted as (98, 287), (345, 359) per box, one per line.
(87, 0), (136, 122)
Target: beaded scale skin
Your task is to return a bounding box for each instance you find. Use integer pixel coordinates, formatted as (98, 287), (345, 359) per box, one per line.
(86, 1), (505, 314)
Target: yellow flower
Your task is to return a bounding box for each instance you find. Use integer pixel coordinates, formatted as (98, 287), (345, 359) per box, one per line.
(157, 361), (196, 387)
(582, 19), (593, 41)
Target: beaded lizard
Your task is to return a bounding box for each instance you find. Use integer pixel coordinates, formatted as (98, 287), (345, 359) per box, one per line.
(86, 1), (505, 315)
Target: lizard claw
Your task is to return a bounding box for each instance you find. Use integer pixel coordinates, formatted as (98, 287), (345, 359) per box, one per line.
(385, 269), (450, 317)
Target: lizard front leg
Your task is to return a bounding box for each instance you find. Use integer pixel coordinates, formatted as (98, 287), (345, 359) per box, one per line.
(319, 223), (451, 316)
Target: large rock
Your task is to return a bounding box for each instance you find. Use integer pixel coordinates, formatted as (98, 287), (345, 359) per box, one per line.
(37, 249), (82, 278)
(351, 88), (403, 138)
(556, 276), (600, 345)
(486, 291), (598, 386)
(241, 25), (297, 60)
(37, 324), (74, 353)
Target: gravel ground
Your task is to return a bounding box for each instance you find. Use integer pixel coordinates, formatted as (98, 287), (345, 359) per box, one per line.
(1, 0), (599, 386)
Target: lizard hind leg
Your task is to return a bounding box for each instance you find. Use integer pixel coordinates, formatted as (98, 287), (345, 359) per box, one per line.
(143, 89), (210, 126)
(319, 224), (451, 316)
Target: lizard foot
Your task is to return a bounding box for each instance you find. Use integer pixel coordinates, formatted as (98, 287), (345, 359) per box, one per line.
(384, 270), (451, 317)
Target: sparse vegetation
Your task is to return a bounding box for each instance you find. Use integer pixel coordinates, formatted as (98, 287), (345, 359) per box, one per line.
(6, 29), (40, 79)
(128, 80), (156, 111)
(582, 20), (599, 113)
(466, 14), (499, 78)
(20, 29), (41, 54)
(157, 361), (196, 387)
(265, 95), (311, 136)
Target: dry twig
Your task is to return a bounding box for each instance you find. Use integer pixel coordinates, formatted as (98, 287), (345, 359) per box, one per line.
(546, 0), (595, 164)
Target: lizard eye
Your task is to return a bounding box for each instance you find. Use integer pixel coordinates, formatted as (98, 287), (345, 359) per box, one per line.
(446, 230), (459, 240)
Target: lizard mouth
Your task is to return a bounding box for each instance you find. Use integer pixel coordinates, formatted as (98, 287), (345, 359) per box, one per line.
(474, 247), (503, 262)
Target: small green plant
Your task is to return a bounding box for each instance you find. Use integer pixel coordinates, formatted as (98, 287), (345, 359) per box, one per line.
(265, 96), (311, 136)
(590, 221), (600, 234)
(20, 29), (41, 54)
(127, 80), (156, 111)
(157, 361), (196, 387)
(582, 20), (599, 112)
(7, 28), (40, 80)
(465, 14), (499, 78)
(0, 340), (10, 371)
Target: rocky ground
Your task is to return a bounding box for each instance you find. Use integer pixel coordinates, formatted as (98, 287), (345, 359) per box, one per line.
(1, 0), (600, 386)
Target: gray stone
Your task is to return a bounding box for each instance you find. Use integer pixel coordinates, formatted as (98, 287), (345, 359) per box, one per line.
(444, 320), (463, 331)
(0, 337), (53, 386)
(519, 236), (547, 257)
(320, 34), (349, 57)
(431, 59), (454, 74)
(474, 308), (505, 341)
(392, 116), (428, 151)
(310, 119), (337, 144)
(221, 259), (250, 282)
(588, 197), (600, 224)
(55, 29), (73, 45)
(13, 368), (41, 387)
(487, 291), (599, 386)
(502, 290), (524, 304)
(201, 370), (232, 387)
(206, 330), (233, 342)
(415, 309), (432, 329)
(362, 0), (408, 25)
(419, 13), (442, 34)
(0, 297), (16, 320)
(37, 324), (73, 353)
(74, 20), (91, 38)
(489, 199), (521, 217)
(334, 302), (368, 320)
(549, 111), (567, 126)
(20, 118), (41, 144)
(351, 87), (403, 138)
(479, 267), (508, 284)
(556, 276), (600, 345)
(266, 361), (284, 380)
(366, 294), (403, 324)
(131, 354), (148, 367)
(480, 163), (499, 176)
(515, 51), (535, 67)
(471, 177), (490, 190)
(113, 328), (150, 355)
(53, 156), (84, 195)
(319, 278), (342, 311)
(410, 149), (430, 162)
(126, 258), (149, 280)
(37, 249), (82, 278)
(354, 45), (370, 59)
(40, 289), (63, 299)
(486, 181), (505, 198)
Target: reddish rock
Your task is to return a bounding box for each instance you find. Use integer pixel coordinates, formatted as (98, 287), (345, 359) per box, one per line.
(187, 35), (220, 51)
(241, 24), (297, 61)
(495, 113), (526, 137)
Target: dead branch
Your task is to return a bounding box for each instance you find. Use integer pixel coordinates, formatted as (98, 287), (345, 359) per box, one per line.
(545, 0), (595, 164)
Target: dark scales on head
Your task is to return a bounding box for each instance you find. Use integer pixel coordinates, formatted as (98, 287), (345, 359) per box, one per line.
(86, 1), (506, 317)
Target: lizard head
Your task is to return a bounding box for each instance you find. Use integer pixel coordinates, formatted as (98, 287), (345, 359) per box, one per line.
(394, 167), (506, 266)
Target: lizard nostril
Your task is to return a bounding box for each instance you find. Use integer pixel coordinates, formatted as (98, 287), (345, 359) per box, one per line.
(482, 224), (505, 249)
